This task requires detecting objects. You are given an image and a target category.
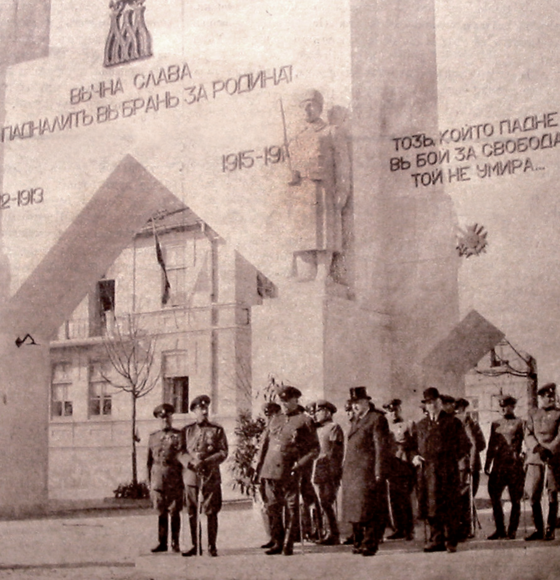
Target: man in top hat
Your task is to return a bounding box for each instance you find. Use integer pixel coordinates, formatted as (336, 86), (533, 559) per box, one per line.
(288, 89), (351, 263)
(412, 388), (471, 553)
(524, 382), (560, 541)
(341, 387), (391, 556)
(147, 403), (184, 553)
(484, 395), (524, 539)
(383, 398), (416, 541)
(253, 385), (320, 555)
(181, 395), (228, 557)
(312, 399), (345, 545)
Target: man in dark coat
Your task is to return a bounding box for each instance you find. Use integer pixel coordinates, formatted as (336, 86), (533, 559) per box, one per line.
(524, 382), (560, 541)
(313, 399), (345, 545)
(254, 385), (320, 556)
(412, 387), (471, 553)
(181, 395), (228, 557)
(455, 397), (486, 541)
(147, 403), (184, 553)
(383, 398), (416, 541)
(484, 395), (524, 540)
(341, 386), (390, 556)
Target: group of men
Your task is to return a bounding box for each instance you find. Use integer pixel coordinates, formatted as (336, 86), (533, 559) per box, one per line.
(146, 380), (560, 558)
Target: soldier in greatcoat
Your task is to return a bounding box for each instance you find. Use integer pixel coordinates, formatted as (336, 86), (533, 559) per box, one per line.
(253, 385), (320, 556)
(383, 398), (416, 541)
(181, 395), (228, 557)
(484, 395), (525, 540)
(412, 388), (471, 553)
(147, 403), (184, 553)
(341, 386), (391, 557)
(524, 382), (560, 541)
(313, 399), (345, 545)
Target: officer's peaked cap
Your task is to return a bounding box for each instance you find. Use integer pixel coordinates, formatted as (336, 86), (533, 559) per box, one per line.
(153, 403), (175, 418)
(440, 394), (455, 405)
(538, 383), (556, 396)
(316, 399), (337, 414)
(263, 401), (281, 416)
(277, 385), (302, 401)
(454, 398), (470, 409)
(383, 398), (402, 411)
(422, 387), (441, 403)
(190, 395), (211, 411)
(499, 395), (517, 407)
(348, 386), (371, 401)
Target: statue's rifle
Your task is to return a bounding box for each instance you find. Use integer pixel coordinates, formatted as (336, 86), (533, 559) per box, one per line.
(279, 98), (294, 174)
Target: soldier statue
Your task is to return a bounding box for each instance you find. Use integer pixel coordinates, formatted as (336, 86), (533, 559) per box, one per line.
(313, 399), (345, 545)
(147, 403), (184, 553)
(484, 395), (524, 540)
(253, 385), (320, 556)
(524, 382), (560, 541)
(288, 89), (351, 278)
(181, 395), (228, 557)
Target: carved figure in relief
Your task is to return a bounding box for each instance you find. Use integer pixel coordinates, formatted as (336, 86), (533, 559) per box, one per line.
(288, 90), (351, 262)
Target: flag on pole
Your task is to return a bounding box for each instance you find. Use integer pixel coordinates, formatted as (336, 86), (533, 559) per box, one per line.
(152, 221), (171, 305)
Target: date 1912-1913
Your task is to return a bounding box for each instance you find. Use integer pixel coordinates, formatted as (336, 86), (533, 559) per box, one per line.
(0, 188), (44, 210)
(222, 145), (286, 173)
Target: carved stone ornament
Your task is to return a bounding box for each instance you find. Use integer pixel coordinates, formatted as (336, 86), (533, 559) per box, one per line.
(104, 0), (152, 68)
(456, 223), (488, 258)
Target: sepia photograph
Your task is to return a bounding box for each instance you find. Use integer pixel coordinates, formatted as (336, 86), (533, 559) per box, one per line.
(0, 1), (559, 579)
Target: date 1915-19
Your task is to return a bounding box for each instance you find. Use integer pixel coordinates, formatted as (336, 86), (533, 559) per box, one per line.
(222, 145), (286, 173)
(0, 188), (44, 210)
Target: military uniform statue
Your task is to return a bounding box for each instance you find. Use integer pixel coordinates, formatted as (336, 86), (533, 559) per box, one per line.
(524, 382), (560, 541)
(383, 398), (416, 541)
(288, 89), (351, 279)
(147, 403), (184, 553)
(254, 385), (320, 556)
(181, 395), (228, 557)
(313, 399), (344, 545)
(484, 395), (524, 540)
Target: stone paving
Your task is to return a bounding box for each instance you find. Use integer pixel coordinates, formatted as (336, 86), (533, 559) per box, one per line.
(0, 503), (558, 580)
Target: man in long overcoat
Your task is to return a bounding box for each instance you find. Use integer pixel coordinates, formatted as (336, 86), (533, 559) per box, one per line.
(181, 395), (228, 557)
(413, 388), (471, 553)
(254, 385), (320, 556)
(147, 403), (184, 553)
(341, 386), (390, 556)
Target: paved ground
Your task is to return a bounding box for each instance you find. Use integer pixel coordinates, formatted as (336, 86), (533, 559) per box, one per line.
(0, 503), (559, 580)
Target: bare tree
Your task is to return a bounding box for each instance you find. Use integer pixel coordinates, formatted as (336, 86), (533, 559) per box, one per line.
(101, 313), (160, 486)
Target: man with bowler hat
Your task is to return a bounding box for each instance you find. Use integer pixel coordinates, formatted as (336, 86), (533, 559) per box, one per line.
(524, 382), (560, 541)
(484, 395), (524, 539)
(383, 398), (416, 541)
(147, 403), (184, 553)
(412, 387), (471, 553)
(341, 386), (391, 556)
(181, 395), (228, 557)
(313, 399), (345, 545)
(253, 385), (320, 555)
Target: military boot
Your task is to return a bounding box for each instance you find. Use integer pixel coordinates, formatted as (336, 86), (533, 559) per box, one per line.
(152, 515), (168, 552)
(545, 502), (558, 540)
(170, 513), (181, 552)
(525, 502), (544, 541)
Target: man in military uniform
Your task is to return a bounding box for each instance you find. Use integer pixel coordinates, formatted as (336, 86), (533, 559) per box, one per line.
(301, 402), (322, 541)
(254, 385), (320, 556)
(147, 403), (184, 553)
(181, 395), (228, 557)
(383, 398), (416, 541)
(484, 395), (524, 540)
(341, 387), (391, 557)
(313, 399), (344, 545)
(413, 388), (471, 553)
(524, 382), (560, 541)
(455, 398), (486, 541)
